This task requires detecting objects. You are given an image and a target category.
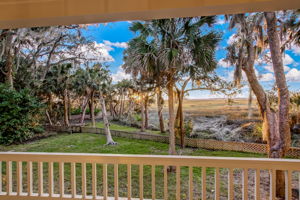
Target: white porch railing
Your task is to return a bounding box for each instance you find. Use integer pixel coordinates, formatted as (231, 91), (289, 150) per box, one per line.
(0, 152), (299, 200)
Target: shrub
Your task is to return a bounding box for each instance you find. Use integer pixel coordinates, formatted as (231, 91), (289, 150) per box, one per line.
(71, 107), (101, 116)
(71, 107), (82, 115)
(0, 84), (44, 145)
(252, 122), (263, 142)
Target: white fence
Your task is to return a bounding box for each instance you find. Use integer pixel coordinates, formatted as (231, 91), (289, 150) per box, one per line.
(0, 152), (299, 199)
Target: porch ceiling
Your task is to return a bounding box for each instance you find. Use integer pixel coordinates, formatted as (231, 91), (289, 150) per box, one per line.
(0, 0), (300, 29)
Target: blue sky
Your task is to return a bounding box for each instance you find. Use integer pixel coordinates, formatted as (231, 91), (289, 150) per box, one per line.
(81, 16), (300, 99)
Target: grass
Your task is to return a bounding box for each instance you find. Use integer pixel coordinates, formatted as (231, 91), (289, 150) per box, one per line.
(92, 122), (163, 135)
(0, 133), (265, 199)
(151, 98), (261, 120)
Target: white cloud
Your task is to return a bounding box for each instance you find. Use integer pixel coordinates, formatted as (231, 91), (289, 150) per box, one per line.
(260, 73), (274, 82)
(221, 69), (248, 82)
(216, 18), (225, 25)
(218, 59), (231, 68)
(286, 68), (300, 82)
(50, 41), (114, 64)
(282, 54), (294, 65)
(77, 42), (114, 63)
(257, 52), (295, 67)
(111, 66), (131, 83)
(264, 65), (290, 73)
(227, 34), (238, 45)
(103, 40), (128, 49)
(291, 45), (300, 55)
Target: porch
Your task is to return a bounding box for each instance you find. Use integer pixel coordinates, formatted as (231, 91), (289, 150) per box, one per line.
(0, 152), (299, 200)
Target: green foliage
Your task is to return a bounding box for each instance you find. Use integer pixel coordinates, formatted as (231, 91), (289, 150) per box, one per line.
(71, 107), (101, 115)
(134, 113), (142, 122)
(184, 120), (194, 137)
(0, 84), (44, 145)
(71, 107), (82, 115)
(252, 123), (263, 141)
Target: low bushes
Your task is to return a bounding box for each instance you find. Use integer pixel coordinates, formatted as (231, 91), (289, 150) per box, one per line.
(0, 84), (44, 145)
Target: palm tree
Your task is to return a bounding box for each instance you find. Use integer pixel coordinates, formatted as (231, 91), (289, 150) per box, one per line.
(125, 17), (221, 155)
(42, 64), (72, 127)
(72, 68), (91, 125)
(123, 36), (159, 132)
(88, 64), (117, 145)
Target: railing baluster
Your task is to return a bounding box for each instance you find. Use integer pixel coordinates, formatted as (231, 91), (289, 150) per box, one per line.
(151, 165), (155, 200)
(6, 161), (12, 195)
(27, 161), (32, 196)
(255, 169), (260, 200)
(298, 172), (300, 200)
(59, 162), (64, 197)
(48, 162), (53, 197)
(0, 161), (2, 193)
(189, 166), (193, 200)
(243, 168), (248, 200)
(202, 167), (206, 200)
(1, 153), (299, 200)
(139, 164), (143, 200)
(127, 164), (131, 200)
(270, 169), (276, 200)
(38, 162), (43, 196)
(176, 166), (181, 200)
(215, 167), (220, 200)
(92, 163), (97, 198)
(228, 168), (234, 200)
(164, 166), (168, 200)
(285, 170), (292, 200)
(71, 162), (76, 198)
(82, 163), (86, 198)
(17, 161), (22, 195)
(103, 164), (108, 200)
(114, 164), (119, 200)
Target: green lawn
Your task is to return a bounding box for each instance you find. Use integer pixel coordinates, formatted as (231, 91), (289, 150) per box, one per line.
(92, 121), (164, 135)
(0, 133), (264, 157)
(0, 133), (265, 199)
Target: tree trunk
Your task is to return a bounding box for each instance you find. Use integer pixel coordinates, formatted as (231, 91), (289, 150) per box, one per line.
(175, 90), (185, 148)
(109, 101), (116, 119)
(90, 91), (96, 127)
(67, 91), (71, 122)
(265, 11), (291, 155)
(144, 94), (149, 129)
(100, 91), (117, 145)
(46, 110), (53, 126)
(63, 89), (70, 127)
(113, 103), (119, 120)
(265, 12), (291, 198)
(4, 33), (14, 89)
(140, 94), (146, 132)
(157, 87), (165, 133)
(248, 86), (253, 119)
(242, 37), (287, 198)
(47, 93), (54, 123)
(178, 92), (184, 148)
(88, 101), (93, 120)
(167, 75), (176, 156)
(118, 92), (124, 118)
(79, 95), (89, 124)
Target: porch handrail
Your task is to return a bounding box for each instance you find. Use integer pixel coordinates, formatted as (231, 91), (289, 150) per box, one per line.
(0, 152), (299, 199)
